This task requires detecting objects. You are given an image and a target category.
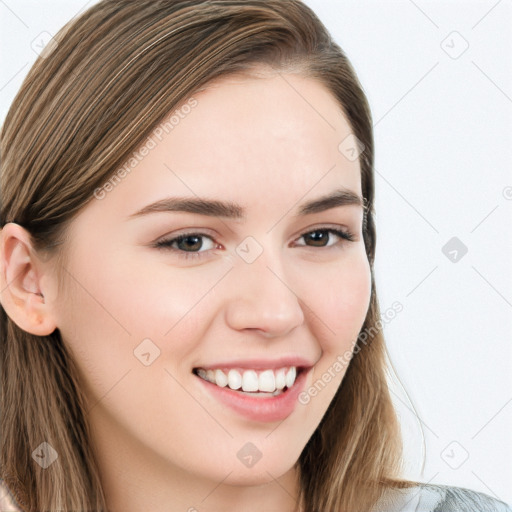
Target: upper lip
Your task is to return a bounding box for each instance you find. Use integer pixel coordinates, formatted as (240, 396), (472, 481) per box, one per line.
(193, 356), (315, 371)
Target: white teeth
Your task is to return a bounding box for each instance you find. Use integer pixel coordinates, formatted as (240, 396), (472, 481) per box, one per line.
(197, 366), (298, 392)
(228, 369), (242, 390)
(285, 367), (296, 388)
(215, 369), (228, 387)
(275, 369), (286, 390)
(241, 370), (259, 392)
(258, 370), (276, 392)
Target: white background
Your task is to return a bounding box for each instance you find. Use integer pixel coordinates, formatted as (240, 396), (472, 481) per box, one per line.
(1, 0), (511, 505)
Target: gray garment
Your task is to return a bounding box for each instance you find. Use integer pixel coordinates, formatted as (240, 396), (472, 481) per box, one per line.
(372, 483), (512, 512)
(1, 480), (511, 511)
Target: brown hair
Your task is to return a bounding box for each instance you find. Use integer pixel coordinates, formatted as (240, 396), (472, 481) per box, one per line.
(0, 1), (414, 510)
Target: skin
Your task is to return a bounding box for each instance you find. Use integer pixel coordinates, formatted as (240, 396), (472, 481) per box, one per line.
(0, 69), (371, 512)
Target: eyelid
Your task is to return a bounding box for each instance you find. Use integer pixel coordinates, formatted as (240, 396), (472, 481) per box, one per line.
(290, 222), (354, 240)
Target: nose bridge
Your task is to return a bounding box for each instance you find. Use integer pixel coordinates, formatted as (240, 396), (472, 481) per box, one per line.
(224, 237), (305, 335)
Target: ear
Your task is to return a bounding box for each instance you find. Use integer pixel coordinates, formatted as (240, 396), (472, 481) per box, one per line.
(0, 223), (58, 336)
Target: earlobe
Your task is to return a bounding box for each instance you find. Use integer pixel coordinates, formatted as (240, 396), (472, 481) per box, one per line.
(0, 223), (57, 336)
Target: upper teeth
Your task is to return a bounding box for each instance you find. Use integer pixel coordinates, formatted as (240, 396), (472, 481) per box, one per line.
(196, 367), (297, 392)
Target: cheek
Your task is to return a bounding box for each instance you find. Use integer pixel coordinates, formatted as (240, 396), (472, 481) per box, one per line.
(55, 250), (226, 389)
(298, 252), (371, 406)
(110, 253), (230, 331)
(65, 246), (220, 337)
(308, 251), (372, 351)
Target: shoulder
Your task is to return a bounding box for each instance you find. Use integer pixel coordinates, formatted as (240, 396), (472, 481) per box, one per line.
(373, 482), (512, 512)
(0, 480), (22, 512)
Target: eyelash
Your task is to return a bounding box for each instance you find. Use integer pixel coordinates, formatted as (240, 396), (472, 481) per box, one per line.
(154, 227), (356, 261)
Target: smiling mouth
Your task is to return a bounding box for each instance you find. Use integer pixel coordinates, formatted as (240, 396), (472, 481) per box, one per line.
(192, 366), (304, 397)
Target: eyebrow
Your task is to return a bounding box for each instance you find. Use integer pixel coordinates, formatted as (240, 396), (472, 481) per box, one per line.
(127, 187), (365, 221)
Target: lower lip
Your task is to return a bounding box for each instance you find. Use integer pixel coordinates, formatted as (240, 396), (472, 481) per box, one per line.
(195, 368), (310, 423)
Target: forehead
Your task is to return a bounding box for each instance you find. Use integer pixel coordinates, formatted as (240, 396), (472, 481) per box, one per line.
(186, 70), (353, 156)
(139, 72), (360, 191)
(77, 72), (363, 232)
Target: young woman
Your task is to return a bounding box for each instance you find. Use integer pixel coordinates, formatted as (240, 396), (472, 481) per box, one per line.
(0, 1), (510, 511)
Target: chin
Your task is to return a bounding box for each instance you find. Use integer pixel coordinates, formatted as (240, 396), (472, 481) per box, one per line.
(222, 464), (295, 486)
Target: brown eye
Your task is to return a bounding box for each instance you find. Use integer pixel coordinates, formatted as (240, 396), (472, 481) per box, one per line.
(297, 228), (355, 248)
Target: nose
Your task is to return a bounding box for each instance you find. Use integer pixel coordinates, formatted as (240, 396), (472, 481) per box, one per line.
(224, 249), (305, 338)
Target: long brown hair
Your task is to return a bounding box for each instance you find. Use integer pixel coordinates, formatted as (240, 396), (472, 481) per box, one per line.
(0, 1), (413, 510)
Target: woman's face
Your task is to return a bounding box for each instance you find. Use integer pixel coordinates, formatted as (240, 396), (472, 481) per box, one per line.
(53, 70), (371, 505)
